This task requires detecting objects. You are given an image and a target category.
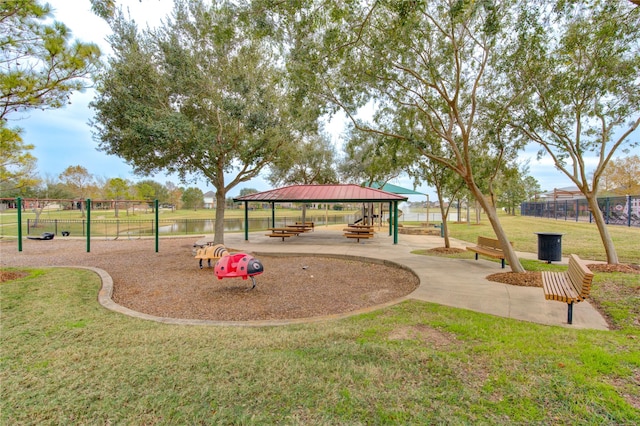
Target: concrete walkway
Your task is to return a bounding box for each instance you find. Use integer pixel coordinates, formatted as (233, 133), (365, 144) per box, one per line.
(220, 228), (609, 330)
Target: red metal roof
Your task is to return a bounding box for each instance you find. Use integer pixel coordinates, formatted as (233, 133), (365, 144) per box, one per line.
(233, 184), (408, 203)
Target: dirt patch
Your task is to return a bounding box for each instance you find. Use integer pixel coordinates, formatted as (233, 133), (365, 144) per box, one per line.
(487, 272), (542, 287)
(486, 263), (639, 287)
(587, 263), (640, 274)
(0, 270), (29, 283)
(0, 238), (419, 322)
(388, 324), (459, 349)
(424, 247), (466, 255)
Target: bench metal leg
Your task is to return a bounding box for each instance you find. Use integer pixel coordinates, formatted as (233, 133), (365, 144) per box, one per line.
(501, 259), (505, 268)
(475, 253), (479, 260)
(567, 302), (573, 324)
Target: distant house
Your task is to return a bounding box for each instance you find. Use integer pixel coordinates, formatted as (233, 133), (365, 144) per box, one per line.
(203, 191), (216, 209)
(539, 186), (584, 200)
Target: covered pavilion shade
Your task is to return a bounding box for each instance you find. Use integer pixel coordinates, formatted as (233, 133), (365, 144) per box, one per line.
(233, 184), (408, 244)
(233, 184), (409, 203)
(368, 182), (424, 196)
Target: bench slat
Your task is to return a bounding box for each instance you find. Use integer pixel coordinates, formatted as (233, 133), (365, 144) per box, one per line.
(542, 254), (594, 324)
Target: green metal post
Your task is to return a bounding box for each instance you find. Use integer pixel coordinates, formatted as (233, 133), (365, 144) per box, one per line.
(388, 202), (392, 236)
(86, 198), (91, 252)
(155, 199), (159, 252)
(271, 202), (275, 229)
(17, 197), (22, 252)
(393, 201), (399, 244)
(244, 201), (249, 241)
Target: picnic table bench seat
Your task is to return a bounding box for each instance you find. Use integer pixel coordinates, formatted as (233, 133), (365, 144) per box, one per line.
(295, 222), (314, 231)
(265, 228), (302, 241)
(343, 227), (374, 243)
(542, 254), (594, 324)
(466, 236), (513, 268)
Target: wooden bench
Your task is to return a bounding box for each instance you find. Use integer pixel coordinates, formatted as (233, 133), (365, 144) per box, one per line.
(344, 233), (374, 242)
(266, 233), (294, 242)
(542, 254), (594, 324)
(466, 236), (513, 268)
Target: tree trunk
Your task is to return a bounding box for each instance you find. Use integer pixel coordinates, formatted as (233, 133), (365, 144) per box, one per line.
(440, 203), (451, 248)
(214, 190), (226, 245)
(585, 194), (619, 264)
(436, 187), (451, 248)
(469, 184), (525, 273)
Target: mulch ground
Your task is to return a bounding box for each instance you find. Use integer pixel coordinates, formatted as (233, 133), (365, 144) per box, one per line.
(424, 247), (639, 288)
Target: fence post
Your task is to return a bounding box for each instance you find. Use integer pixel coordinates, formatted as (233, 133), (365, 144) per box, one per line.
(17, 197), (22, 252)
(627, 195), (632, 227)
(86, 198), (91, 253)
(155, 199), (159, 252)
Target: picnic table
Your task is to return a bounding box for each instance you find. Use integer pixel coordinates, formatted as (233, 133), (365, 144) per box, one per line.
(342, 226), (374, 242)
(265, 227), (303, 241)
(287, 223), (314, 232)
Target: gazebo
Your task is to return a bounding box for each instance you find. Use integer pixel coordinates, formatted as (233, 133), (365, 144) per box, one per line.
(233, 184), (409, 244)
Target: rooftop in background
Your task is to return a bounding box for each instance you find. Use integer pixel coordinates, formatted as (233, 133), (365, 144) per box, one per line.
(368, 182), (425, 196)
(233, 184), (409, 203)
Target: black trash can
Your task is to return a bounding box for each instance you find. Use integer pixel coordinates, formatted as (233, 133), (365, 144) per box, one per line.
(535, 232), (563, 263)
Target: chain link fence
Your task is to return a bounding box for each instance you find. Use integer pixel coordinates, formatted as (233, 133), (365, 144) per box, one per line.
(521, 195), (640, 227)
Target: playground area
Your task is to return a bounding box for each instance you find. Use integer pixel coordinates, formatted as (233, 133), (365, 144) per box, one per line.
(0, 237), (419, 322)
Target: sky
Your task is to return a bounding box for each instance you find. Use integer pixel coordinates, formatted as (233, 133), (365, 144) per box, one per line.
(13, 0), (638, 202)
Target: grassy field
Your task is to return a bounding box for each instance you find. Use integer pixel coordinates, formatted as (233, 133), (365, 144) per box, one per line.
(410, 214), (639, 264)
(1, 261), (639, 423)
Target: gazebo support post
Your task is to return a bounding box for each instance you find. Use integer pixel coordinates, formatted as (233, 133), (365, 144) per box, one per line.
(388, 202), (392, 236)
(393, 201), (399, 244)
(271, 202), (275, 229)
(244, 201), (249, 241)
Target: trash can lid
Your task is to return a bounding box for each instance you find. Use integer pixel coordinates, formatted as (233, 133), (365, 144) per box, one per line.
(534, 232), (564, 236)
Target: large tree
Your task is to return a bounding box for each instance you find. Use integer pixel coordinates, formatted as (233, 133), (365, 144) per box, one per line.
(0, 126), (39, 193)
(283, 0), (528, 271)
(267, 132), (338, 187)
(181, 187), (204, 211)
(412, 157), (466, 249)
(600, 155), (640, 195)
(104, 177), (129, 218)
(1, 0), (101, 189)
(507, 1), (640, 264)
(1, 0), (101, 120)
(339, 124), (415, 188)
(58, 165), (95, 216)
(90, 0), (298, 244)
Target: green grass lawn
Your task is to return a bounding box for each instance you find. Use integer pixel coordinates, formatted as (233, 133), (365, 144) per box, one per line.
(1, 265), (639, 424)
(436, 214), (639, 264)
